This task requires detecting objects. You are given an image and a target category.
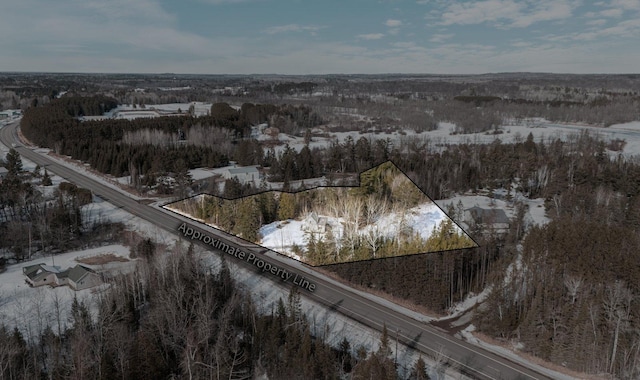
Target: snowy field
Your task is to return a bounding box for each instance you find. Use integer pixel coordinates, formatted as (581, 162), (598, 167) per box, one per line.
(103, 102), (213, 119)
(435, 192), (549, 230)
(259, 202), (462, 260)
(0, 245), (131, 339)
(262, 119), (640, 158)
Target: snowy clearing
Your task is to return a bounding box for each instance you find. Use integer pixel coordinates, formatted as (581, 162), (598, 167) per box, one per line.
(0, 245), (131, 336)
(259, 202), (464, 260)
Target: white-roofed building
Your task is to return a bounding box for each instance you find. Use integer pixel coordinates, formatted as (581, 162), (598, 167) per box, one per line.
(223, 165), (261, 187)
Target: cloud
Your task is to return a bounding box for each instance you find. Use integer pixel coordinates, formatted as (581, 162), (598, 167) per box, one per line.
(599, 8), (623, 17)
(440, 0), (523, 25)
(385, 19), (403, 27)
(429, 33), (454, 42)
(357, 33), (385, 40)
(80, 0), (173, 22)
(586, 19), (608, 26)
(609, 0), (640, 10)
(439, 0), (578, 28)
(575, 18), (640, 40)
(264, 24), (324, 35)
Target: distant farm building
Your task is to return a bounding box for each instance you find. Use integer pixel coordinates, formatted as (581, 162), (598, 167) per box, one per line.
(0, 110), (21, 119)
(23, 263), (102, 291)
(224, 165), (261, 187)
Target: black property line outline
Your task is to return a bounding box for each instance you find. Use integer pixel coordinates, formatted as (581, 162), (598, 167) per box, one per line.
(162, 159), (481, 267)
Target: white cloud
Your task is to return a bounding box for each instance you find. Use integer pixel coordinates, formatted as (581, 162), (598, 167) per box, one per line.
(264, 24), (324, 35)
(357, 33), (385, 40)
(509, 1), (576, 27)
(388, 28), (400, 35)
(575, 18), (640, 40)
(439, 0), (578, 28)
(440, 0), (523, 25)
(600, 8), (623, 17)
(385, 19), (403, 27)
(429, 33), (454, 42)
(79, 0), (174, 22)
(0, 0), (639, 75)
(609, 0), (640, 10)
(586, 19), (608, 26)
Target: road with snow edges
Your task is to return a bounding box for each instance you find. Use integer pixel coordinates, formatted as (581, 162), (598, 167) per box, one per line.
(1, 121), (553, 380)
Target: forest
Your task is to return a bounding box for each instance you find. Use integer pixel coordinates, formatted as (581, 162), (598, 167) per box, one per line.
(0, 146), (433, 380)
(19, 97), (322, 192)
(0, 246), (434, 380)
(170, 161), (474, 265)
(3, 73), (640, 378)
(0, 149), (123, 262)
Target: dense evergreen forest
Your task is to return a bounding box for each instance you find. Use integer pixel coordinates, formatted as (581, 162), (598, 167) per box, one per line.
(0, 149), (123, 261)
(20, 97), (322, 191)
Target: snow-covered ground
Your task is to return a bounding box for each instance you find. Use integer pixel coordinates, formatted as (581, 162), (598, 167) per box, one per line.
(259, 202), (466, 260)
(0, 245), (131, 339)
(457, 325), (580, 380)
(261, 119), (640, 159)
(103, 102), (213, 119)
(198, 244), (465, 380)
(435, 191), (549, 229)
(363, 202), (454, 240)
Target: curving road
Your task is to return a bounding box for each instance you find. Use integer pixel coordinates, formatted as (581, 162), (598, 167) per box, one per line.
(1, 121), (553, 380)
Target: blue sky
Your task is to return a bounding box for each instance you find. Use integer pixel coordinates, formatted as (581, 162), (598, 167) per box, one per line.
(1, 0), (639, 74)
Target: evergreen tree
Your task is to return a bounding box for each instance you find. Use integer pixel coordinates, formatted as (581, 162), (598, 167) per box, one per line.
(235, 197), (261, 242)
(5, 148), (22, 175)
(408, 356), (430, 380)
(42, 169), (53, 186)
(277, 192), (296, 220)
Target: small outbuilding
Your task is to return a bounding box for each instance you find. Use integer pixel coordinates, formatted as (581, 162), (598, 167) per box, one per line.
(464, 206), (510, 231)
(224, 165), (261, 186)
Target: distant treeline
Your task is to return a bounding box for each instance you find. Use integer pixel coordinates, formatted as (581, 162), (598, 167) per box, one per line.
(20, 97), (322, 184)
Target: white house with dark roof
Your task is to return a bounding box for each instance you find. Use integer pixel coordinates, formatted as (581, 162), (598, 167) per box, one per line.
(56, 265), (102, 291)
(23, 264), (62, 287)
(23, 263), (102, 290)
(223, 165), (261, 187)
(302, 211), (329, 234)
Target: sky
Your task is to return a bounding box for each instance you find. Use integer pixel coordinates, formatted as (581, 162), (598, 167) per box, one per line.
(0, 0), (639, 75)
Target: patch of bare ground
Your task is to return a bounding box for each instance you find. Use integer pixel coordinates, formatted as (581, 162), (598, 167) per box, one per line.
(472, 331), (612, 380)
(313, 266), (442, 319)
(77, 253), (129, 265)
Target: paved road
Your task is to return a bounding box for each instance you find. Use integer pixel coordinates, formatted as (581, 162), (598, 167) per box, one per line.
(1, 121), (554, 380)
